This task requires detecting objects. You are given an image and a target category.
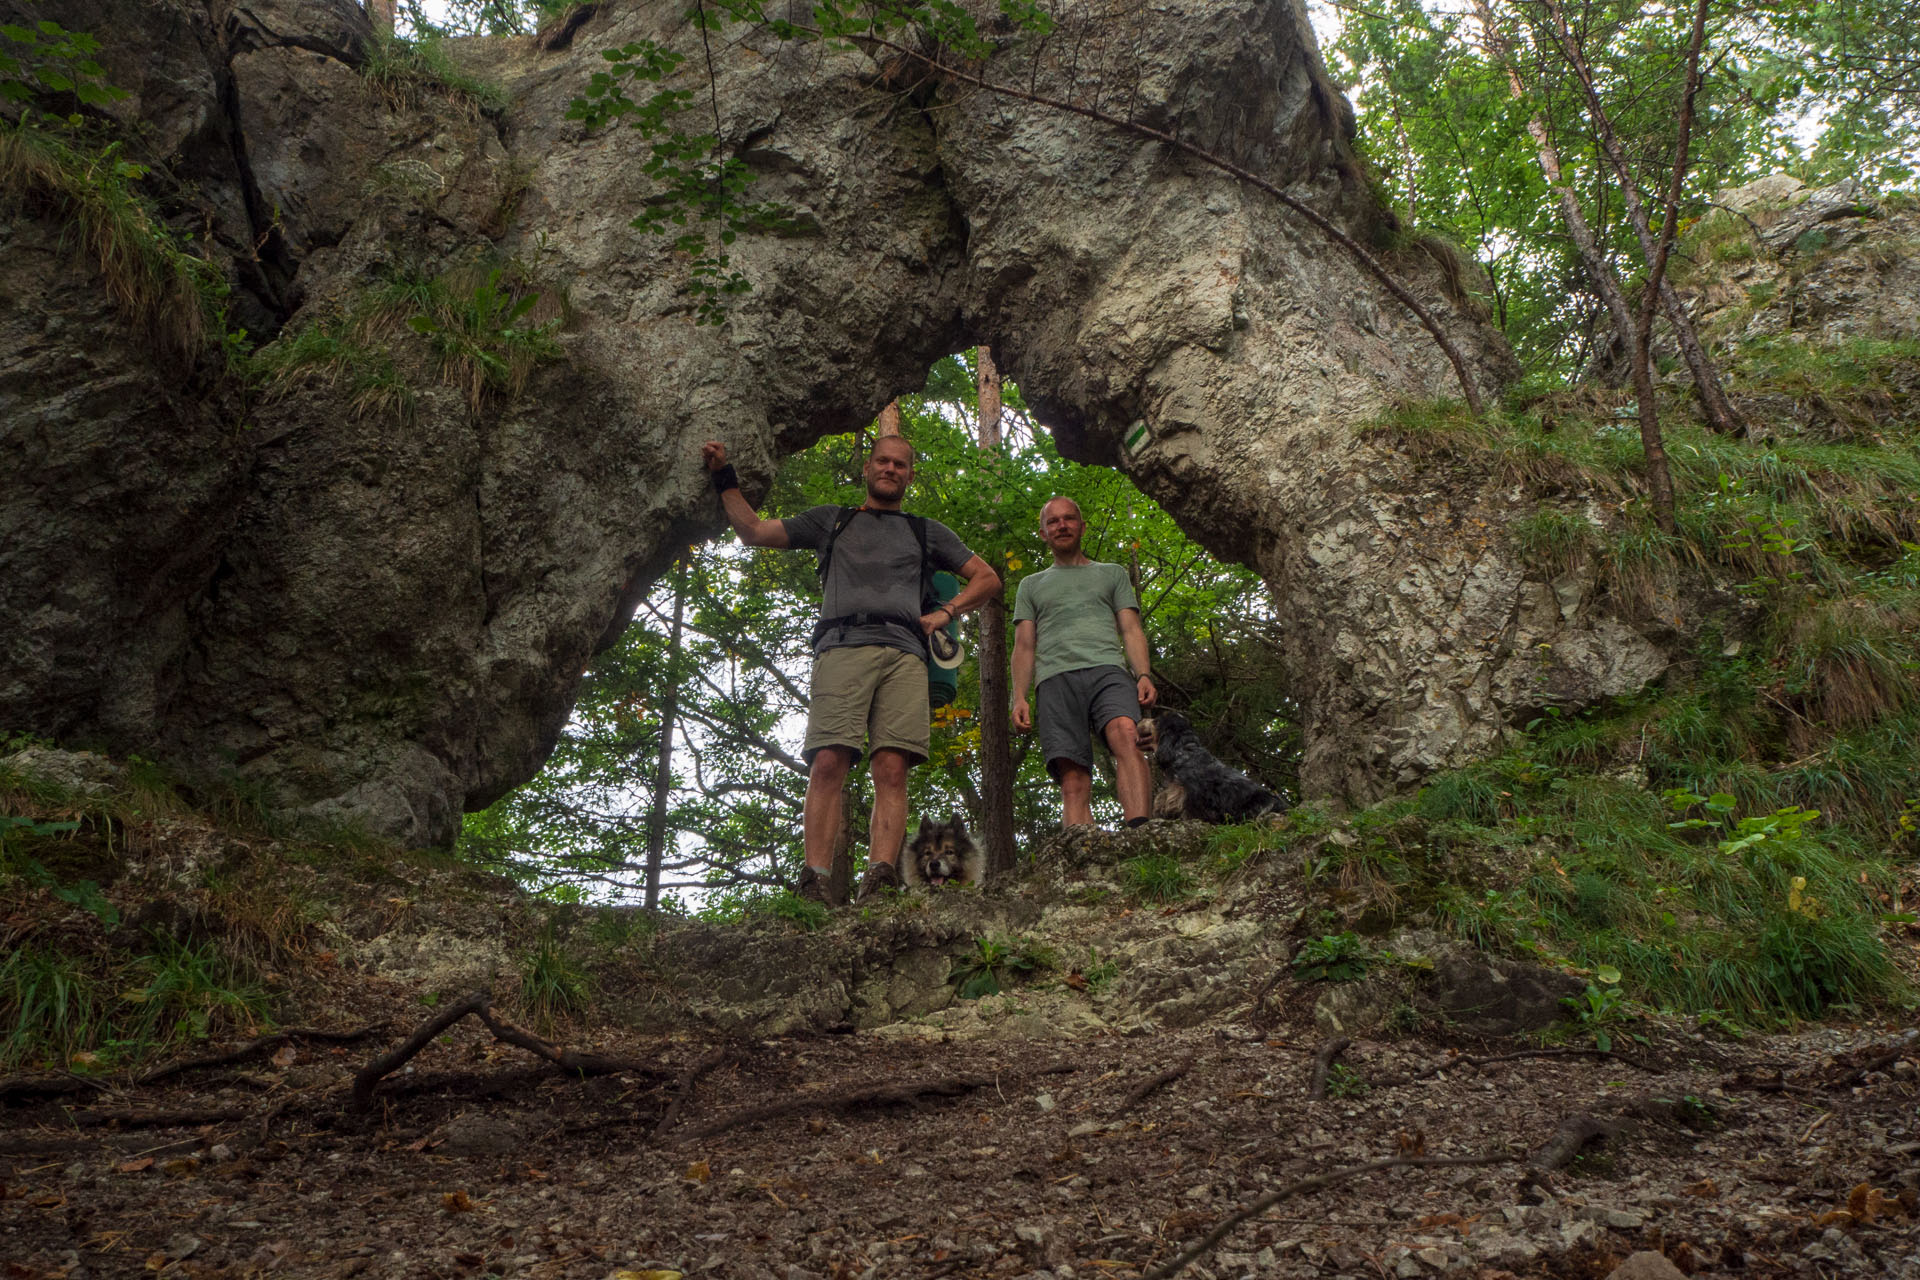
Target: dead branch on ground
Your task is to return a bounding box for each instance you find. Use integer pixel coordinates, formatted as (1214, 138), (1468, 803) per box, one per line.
(1112, 1055), (1194, 1117)
(138, 1023), (388, 1085)
(350, 992), (669, 1113)
(654, 1045), (737, 1139)
(351, 991), (492, 1112)
(1517, 1113), (1617, 1196)
(1307, 1038), (1352, 1101)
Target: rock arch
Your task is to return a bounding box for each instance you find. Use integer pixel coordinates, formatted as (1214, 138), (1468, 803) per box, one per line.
(0, 0), (1664, 842)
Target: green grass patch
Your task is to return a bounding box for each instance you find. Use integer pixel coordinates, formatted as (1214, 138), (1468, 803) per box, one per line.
(1121, 853), (1193, 903)
(253, 256), (567, 416)
(361, 33), (509, 115)
(0, 123), (232, 362)
(519, 928), (589, 1033)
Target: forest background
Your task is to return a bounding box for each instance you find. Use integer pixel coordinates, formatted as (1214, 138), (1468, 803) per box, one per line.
(390, 0), (1920, 917)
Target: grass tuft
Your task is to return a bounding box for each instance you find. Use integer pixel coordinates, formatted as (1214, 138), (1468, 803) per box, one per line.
(0, 125), (223, 361)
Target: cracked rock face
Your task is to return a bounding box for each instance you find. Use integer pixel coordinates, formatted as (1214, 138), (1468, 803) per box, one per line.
(3, 0), (1670, 840)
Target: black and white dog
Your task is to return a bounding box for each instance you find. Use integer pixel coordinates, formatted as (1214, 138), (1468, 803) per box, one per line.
(900, 814), (986, 890)
(1143, 712), (1288, 825)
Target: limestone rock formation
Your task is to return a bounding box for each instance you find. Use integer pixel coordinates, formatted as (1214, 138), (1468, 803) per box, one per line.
(4, 0), (1678, 841)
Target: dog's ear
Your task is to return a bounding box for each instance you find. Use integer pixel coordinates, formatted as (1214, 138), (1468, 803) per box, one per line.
(916, 815), (934, 836)
(948, 811), (968, 836)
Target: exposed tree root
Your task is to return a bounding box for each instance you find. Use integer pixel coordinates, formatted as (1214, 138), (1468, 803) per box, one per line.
(1142, 1153), (1517, 1280)
(0, 1074), (108, 1105)
(1517, 1112), (1618, 1196)
(655, 1045), (737, 1139)
(1827, 1031), (1918, 1090)
(349, 992), (668, 1114)
(1112, 1055), (1194, 1117)
(1307, 1038), (1352, 1101)
(138, 1023), (388, 1085)
(674, 1075), (992, 1142)
(352, 991), (493, 1112)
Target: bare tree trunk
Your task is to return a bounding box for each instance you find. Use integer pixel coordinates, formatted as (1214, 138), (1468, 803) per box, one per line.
(1531, 0), (1743, 436)
(829, 774), (857, 904)
(367, 0), (395, 37)
(876, 399), (902, 438)
(974, 347), (1018, 879)
(1471, 0), (1677, 532)
(643, 557), (686, 912)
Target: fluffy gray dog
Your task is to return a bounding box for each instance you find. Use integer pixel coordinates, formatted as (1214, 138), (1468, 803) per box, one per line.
(1145, 712), (1287, 824)
(900, 814), (986, 890)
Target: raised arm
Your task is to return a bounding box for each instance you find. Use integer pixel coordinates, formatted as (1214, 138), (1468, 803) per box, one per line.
(701, 441), (790, 548)
(1116, 607), (1157, 708)
(1011, 617), (1037, 731)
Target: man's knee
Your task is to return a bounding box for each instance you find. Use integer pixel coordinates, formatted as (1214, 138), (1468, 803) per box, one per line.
(869, 747), (910, 790)
(808, 746), (855, 788)
(1055, 761), (1092, 793)
(1104, 717), (1142, 754)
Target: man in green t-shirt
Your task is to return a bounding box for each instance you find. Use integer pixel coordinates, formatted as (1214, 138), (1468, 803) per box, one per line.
(1011, 496), (1157, 828)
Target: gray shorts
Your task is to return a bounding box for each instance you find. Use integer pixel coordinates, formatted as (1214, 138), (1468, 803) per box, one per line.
(1036, 665), (1142, 781)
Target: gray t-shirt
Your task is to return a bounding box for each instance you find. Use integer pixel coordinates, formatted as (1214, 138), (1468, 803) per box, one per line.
(783, 505), (974, 658)
(1012, 561), (1140, 686)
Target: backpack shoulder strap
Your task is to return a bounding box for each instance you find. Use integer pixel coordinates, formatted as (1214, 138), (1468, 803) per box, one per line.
(815, 505), (860, 589)
(906, 514), (935, 609)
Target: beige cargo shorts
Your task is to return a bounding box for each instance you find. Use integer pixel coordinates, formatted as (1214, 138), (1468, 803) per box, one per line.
(802, 645), (930, 766)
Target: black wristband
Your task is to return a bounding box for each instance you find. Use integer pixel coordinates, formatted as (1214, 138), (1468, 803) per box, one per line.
(710, 463), (739, 494)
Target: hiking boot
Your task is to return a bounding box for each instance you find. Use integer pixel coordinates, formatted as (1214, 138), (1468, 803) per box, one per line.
(853, 859), (902, 905)
(795, 865), (842, 908)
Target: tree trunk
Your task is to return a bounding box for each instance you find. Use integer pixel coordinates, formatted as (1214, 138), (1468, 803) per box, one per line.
(876, 400), (902, 438)
(367, 0), (395, 37)
(644, 557), (686, 912)
(974, 347), (1019, 878)
(1531, 0), (1742, 437)
(1472, 0), (1677, 532)
(829, 773), (858, 904)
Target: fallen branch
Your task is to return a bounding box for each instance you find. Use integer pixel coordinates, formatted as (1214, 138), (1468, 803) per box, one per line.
(1307, 1038), (1352, 1101)
(138, 1023), (388, 1085)
(1827, 1032), (1918, 1090)
(351, 991), (491, 1113)
(674, 1075), (991, 1141)
(1112, 1055), (1194, 1118)
(474, 1006), (659, 1077)
(1142, 1153), (1516, 1280)
(654, 1045), (737, 1139)
(1526, 1113), (1616, 1178)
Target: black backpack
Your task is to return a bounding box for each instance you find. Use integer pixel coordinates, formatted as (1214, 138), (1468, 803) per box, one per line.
(810, 508), (961, 708)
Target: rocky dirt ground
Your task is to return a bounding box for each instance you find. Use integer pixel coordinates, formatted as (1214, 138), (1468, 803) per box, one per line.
(3, 752), (1917, 1280)
(3, 917), (1917, 1280)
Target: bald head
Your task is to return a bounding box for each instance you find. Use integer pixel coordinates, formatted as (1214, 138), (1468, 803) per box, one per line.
(1038, 496), (1082, 531)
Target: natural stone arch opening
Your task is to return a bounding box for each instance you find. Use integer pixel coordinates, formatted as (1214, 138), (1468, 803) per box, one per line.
(1, 0), (1668, 848)
(470, 355), (1302, 905)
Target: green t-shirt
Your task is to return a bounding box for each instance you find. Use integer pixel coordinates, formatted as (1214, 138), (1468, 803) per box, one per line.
(1012, 561), (1140, 687)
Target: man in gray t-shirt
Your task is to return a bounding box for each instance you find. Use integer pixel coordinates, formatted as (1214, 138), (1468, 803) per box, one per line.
(702, 435), (999, 906)
(1011, 496), (1157, 828)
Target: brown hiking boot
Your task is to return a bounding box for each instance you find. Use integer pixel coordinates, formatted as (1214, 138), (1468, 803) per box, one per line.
(795, 865), (841, 908)
(853, 859), (902, 905)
